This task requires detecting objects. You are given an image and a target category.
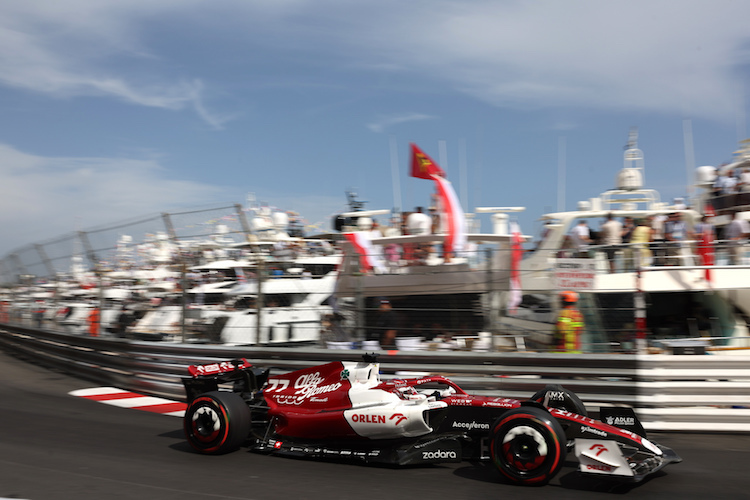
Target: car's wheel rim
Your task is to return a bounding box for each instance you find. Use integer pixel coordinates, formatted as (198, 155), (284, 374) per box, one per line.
(502, 424), (548, 472)
(191, 405), (221, 443)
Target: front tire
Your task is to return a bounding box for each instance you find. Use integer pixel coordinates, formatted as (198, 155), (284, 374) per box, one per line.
(184, 391), (251, 454)
(490, 406), (566, 486)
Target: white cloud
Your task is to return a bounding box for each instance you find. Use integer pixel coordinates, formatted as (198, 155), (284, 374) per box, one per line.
(0, 0), (231, 128)
(0, 144), (224, 253)
(367, 113), (437, 133)
(3, 1), (750, 125)
(244, 0), (750, 121)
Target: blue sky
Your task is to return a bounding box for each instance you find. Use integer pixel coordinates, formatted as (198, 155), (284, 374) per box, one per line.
(2, 0), (750, 254)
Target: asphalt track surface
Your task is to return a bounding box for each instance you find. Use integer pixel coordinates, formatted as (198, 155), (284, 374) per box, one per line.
(1, 349), (749, 500)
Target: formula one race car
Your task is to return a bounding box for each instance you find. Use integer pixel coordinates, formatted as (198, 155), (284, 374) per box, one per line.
(182, 354), (680, 486)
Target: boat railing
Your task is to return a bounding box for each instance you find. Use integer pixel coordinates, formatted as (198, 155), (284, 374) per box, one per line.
(706, 191), (750, 217)
(573, 239), (750, 273)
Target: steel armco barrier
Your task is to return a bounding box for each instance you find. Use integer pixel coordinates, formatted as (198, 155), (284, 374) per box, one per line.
(1, 324), (748, 433)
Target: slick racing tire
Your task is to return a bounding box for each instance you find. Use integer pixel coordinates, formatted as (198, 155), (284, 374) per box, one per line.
(184, 391), (251, 455)
(530, 384), (588, 417)
(490, 406), (567, 486)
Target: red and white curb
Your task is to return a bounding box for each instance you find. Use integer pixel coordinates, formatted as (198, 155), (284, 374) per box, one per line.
(69, 387), (187, 417)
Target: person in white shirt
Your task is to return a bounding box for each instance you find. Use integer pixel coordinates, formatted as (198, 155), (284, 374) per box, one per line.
(599, 213), (623, 272)
(570, 220), (591, 257)
(726, 211), (750, 264)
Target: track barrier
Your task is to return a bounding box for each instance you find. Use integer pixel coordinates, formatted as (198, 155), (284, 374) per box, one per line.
(1, 323), (748, 432)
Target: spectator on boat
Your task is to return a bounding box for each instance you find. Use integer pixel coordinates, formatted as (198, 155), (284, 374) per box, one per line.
(649, 214), (668, 265)
(726, 211), (750, 264)
(383, 215), (402, 237)
(693, 215), (716, 269)
(321, 312), (348, 342)
(554, 291), (583, 353)
(630, 218), (653, 268)
(407, 207), (432, 235)
(622, 217), (635, 244)
(371, 299), (398, 349)
(664, 212), (688, 265)
(384, 243), (401, 271)
(599, 212), (623, 273)
(621, 216), (636, 268)
(713, 168), (735, 196)
(570, 220), (592, 257)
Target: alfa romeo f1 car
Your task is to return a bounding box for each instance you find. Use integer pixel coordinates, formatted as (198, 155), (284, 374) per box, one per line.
(182, 354), (680, 486)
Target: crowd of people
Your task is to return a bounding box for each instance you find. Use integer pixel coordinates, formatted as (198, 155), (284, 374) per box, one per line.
(565, 208), (750, 270)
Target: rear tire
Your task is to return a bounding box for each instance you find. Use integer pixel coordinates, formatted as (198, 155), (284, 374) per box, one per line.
(184, 391), (251, 454)
(490, 406), (566, 486)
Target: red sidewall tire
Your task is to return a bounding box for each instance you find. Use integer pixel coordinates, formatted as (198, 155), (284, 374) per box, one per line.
(184, 391), (251, 455)
(490, 406), (566, 485)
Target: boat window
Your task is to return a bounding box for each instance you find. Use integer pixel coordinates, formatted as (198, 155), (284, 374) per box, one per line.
(264, 294), (291, 307)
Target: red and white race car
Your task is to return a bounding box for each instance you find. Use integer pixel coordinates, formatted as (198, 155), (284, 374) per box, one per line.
(182, 354), (680, 486)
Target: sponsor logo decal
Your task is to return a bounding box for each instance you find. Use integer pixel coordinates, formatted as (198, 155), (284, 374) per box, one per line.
(481, 398), (516, 408)
(340, 369), (350, 380)
(581, 425), (607, 437)
(605, 415), (636, 427)
(586, 464), (613, 472)
(589, 443), (608, 457)
(390, 413), (408, 425)
(451, 420), (490, 431)
(266, 371), (342, 405)
(554, 409), (595, 424)
(352, 414), (387, 424)
(350, 413), (407, 425)
(422, 450), (457, 460)
(546, 391), (565, 401)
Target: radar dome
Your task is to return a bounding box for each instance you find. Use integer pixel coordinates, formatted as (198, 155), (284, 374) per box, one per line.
(695, 165), (717, 185)
(252, 217), (272, 231)
(617, 168), (643, 190)
(357, 217), (373, 231)
(272, 211), (289, 229)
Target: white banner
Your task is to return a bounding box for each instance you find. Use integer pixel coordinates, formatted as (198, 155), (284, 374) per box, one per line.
(555, 258), (595, 290)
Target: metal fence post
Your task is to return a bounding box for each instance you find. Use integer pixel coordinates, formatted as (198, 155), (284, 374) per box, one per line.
(235, 203), (252, 242)
(485, 247), (496, 351)
(256, 257), (265, 345)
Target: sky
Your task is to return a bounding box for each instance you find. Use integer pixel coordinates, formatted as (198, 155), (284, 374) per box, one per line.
(2, 0), (750, 256)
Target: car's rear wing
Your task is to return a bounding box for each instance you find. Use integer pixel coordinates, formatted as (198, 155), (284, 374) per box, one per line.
(183, 358), (270, 403)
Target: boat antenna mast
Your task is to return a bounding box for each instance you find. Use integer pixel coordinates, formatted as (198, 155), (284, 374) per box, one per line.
(624, 126), (645, 184)
(346, 189), (366, 212)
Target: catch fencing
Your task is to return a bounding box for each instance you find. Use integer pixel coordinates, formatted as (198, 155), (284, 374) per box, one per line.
(0, 203), (267, 283)
(1, 323), (748, 433)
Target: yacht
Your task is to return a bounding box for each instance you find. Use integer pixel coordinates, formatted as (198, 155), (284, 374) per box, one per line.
(332, 195), (528, 348)
(508, 132), (750, 353)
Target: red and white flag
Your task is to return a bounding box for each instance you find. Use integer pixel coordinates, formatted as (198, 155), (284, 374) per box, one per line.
(410, 143), (445, 179)
(344, 232), (386, 273)
(431, 174), (466, 256)
(409, 143), (465, 256)
(508, 222), (523, 313)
